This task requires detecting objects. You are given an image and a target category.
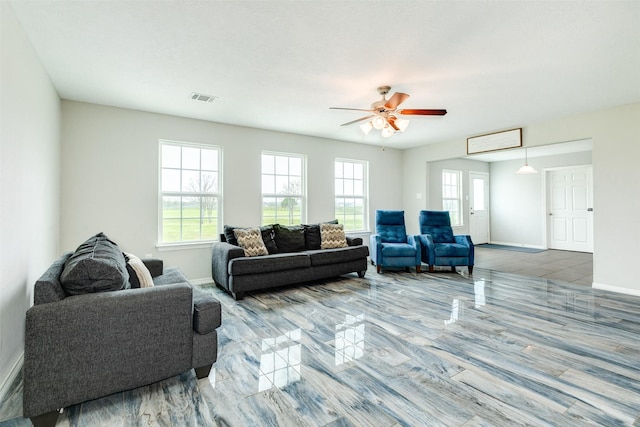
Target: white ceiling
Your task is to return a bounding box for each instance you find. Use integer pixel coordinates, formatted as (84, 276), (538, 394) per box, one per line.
(9, 1), (640, 150)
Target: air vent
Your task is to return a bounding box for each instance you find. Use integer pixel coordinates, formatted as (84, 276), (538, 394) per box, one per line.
(190, 92), (217, 103)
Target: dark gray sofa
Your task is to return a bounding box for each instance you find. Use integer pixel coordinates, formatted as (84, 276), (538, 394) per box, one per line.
(211, 229), (369, 300)
(23, 250), (221, 427)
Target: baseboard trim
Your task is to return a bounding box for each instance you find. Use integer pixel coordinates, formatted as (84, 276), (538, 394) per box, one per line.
(190, 277), (213, 285)
(0, 352), (23, 405)
(488, 241), (546, 250)
(592, 282), (640, 297)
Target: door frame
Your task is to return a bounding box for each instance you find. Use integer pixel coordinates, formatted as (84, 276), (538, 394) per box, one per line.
(468, 171), (490, 244)
(542, 164), (593, 252)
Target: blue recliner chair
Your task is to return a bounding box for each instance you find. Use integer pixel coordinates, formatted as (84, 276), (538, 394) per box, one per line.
(370, 210), (421, 274)
(418, 210), (474, 273)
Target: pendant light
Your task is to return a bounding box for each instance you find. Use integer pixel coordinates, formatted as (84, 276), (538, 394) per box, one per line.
(516, 148), (538, 174)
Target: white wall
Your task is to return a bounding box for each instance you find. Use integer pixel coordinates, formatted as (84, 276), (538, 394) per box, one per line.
(489, 151), (592, 247)
(403, 103), (640, 294)
(0, 2), (61, 392)
(61, 101), (403, 280)
(426, 158), (490, 236)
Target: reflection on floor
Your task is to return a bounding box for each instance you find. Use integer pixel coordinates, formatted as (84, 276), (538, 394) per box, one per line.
(3, 249), (637, 427)
(473, 246), (593, 286)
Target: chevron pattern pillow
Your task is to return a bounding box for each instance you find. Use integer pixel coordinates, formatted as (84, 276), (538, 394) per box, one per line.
(234, 228), (269, 257)
(320, 223), (348, 249)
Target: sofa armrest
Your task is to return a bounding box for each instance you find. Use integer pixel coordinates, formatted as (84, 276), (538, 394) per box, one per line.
(211, 242), (245, 287)
(142, 258), (163, 277)
(24, 284), (193, 418)
(346, 236), (363, 246)
(192, 287), (222, 334)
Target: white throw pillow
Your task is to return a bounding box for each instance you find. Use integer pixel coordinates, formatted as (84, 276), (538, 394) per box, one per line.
(125, 252), (154, 288)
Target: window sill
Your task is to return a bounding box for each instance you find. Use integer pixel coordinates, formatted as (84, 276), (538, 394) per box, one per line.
(156, 241), (216, 251)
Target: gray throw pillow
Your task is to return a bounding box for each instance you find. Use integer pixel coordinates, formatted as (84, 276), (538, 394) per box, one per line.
(274, 224), (306, 253)
(60, 232), (130, 295)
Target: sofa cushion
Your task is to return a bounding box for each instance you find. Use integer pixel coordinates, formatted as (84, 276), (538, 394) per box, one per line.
(434, 243), (470, 257)
(60, 232), (130, 295)
(320, 223), (348, 249)
(381, 242), (417, 257)
(303, 219), (338, 250)
(229, 253), (310, 276)
(152, 266), (189, 286)
(429, 227), (455, 244)
(234, 228), (269, 257)
(124, 253), (154, 288)
(193, 287), (222, 334)
(307, 245), (370, 267)
(274, 224), (306, 253)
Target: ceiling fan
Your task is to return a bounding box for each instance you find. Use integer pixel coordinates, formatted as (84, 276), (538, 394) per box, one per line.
(330, 85), (447, 137)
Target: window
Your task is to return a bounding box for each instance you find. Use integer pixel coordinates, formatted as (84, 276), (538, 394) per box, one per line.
(261, 152), (305, 225)
(442, 169), (462, 226)
(160, 141), (221, 244)
(335, 159), (368, 231)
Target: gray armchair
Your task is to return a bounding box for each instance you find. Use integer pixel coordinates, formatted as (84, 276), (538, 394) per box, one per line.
(23, 253), (221, 427)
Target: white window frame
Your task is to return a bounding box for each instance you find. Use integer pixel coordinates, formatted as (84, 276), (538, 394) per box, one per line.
(158, 140), (222, 247)
(442, 169), (463, 227)
(261, 151), (306, 225)
(334, 158), (369, 232)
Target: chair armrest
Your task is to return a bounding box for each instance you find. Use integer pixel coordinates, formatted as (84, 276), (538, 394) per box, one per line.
(418, 234), (436, 263)
(142, 258), (163, 277)
(24, 284), (193, 418)
(407, 235), (422, 265)
(454, 235), (475, 264)
(369, 234), (382, 264)
(211, 242), (246, 287)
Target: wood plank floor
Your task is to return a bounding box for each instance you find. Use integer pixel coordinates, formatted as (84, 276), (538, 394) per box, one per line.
(2, 249), (638, 426)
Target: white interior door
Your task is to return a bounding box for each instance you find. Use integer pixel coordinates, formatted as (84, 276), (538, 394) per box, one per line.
(547, 166), (593, 252)
(469, 172), (490, 244)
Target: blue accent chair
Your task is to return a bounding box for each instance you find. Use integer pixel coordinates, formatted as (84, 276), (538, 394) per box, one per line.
(418, 210), (474, 273)
(370, 210), (421, 274)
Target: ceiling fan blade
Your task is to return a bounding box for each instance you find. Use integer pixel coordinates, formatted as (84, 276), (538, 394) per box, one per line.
(384, 92), (410, 109)
(387, 116), (400, 131)
(398, 108), (447, 116)
(340, 115), (375, 126)
(329, 107), (374, 112)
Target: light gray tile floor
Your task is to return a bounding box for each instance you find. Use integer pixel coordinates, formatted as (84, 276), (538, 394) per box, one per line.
(4, 248), (634, 427)
(472, 246), (593, 286)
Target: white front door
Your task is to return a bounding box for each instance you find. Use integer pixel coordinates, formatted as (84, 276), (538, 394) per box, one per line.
(469, 172), (490, 244)
(547, 166), (593, 252)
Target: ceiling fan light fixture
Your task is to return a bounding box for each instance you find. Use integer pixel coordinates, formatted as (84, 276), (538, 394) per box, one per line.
(394, 117), (410, 132)
(381, 123), (395, 138)
(359, 121), (373, 136)
(372, 115), (386, 130)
